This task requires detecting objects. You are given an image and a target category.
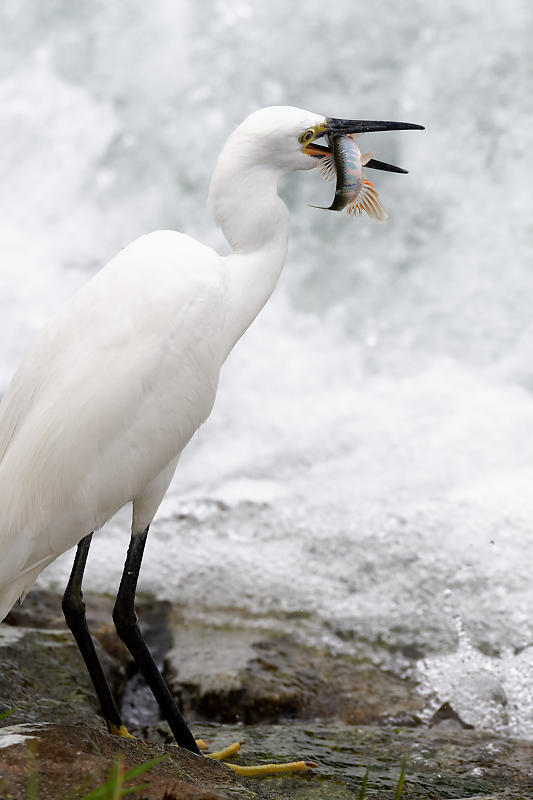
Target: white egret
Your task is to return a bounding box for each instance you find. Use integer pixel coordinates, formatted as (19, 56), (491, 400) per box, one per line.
(0, 106), (423, 767)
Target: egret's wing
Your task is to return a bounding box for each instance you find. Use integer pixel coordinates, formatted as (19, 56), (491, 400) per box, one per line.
(0, 231), (225, 580)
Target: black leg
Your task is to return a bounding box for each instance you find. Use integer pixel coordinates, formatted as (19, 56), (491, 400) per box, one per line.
(62, 533), (126, 734)
(112, 527), (200, 754)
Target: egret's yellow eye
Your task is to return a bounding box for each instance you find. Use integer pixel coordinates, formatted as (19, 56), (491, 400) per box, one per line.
(298, 128), (315, 145)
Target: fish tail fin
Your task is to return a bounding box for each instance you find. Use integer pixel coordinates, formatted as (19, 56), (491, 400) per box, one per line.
(347, 179), (388, 222)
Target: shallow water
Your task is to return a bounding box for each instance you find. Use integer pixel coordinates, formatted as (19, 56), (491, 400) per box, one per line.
(1, 0), (533, 740)
(193, 721), (532, 799)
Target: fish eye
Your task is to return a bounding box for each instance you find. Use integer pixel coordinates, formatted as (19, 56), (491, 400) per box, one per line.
(299, 128), (315, 144)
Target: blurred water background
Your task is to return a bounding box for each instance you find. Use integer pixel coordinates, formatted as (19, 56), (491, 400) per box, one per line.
(1, 0), (533, 739)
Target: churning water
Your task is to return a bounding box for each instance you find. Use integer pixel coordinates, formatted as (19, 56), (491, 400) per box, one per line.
(2, 0), (533, 738)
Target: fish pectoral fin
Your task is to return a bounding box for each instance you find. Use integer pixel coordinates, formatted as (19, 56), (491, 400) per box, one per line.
(317, 154), (337, 182)
(360, 152), (374, 166)
(347, 179), (388, 222)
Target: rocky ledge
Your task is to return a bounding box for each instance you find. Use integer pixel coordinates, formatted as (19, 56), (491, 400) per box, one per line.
(1, 589), (532, 799)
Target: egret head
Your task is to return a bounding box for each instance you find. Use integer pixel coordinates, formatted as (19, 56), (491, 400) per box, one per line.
(232, 106), (328, 173)
(228, 105), (424, 175)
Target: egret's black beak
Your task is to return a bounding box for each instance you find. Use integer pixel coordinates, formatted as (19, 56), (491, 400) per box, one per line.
(306, 116), (424, 174)
(325, 117), (424, 136)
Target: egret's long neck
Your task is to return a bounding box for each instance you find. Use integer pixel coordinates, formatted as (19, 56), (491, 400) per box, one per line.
(209, 149), (290, 357)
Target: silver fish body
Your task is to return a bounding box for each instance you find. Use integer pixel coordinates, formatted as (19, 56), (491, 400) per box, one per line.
(315, 134), (388, 221)
(326, 134), (363, 211)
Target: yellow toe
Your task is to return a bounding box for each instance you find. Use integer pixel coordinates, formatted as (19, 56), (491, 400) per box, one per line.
(206, 741), (243, 760)
(195, 735), (317, 776)
(224, 760), (318, 776)
(196, 738), (210, 751)
(108, 723), (136, 739)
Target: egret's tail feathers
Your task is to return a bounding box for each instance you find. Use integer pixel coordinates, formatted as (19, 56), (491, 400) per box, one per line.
(0, 564), (51, 623)
(0, 577), (29, 623)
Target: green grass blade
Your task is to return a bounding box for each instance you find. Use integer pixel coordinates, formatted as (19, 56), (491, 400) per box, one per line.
(393, 758), (407, 800)
(80, 781), (115, 800)
(357, 767), (369, 800)
(0, 708), (18, 723)
(111, 755), (124, 800)
(26, 774), (39, 800)
(26, 739), (39, 800)
(80, 789), (108, 800)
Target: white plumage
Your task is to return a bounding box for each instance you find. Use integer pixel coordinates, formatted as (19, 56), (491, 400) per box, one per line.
(0, 105), (422, 764)
(0, 106), (325, 620)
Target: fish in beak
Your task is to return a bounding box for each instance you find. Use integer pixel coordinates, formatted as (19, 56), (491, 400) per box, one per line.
(305, 116), (424, 219)
(312, 134), (388, 221)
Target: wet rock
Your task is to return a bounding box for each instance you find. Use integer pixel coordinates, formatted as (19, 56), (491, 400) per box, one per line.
(429, 700), (474, 729)
(2, 590), (533, 798)
(1, 588), (172, 730)
(0, 590), (128, 729)
(0, 625), (106, 729)
(165, 619), (425, 726)
(4, 587), (130, 673)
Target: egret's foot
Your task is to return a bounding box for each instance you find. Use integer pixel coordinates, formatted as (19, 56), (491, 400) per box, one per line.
(196, 738), (210, 751)
(206, 741), (243, 760)
(204, 740), (317, 776)
(108, 723), (135, 738)
(225, 760), (318, 777)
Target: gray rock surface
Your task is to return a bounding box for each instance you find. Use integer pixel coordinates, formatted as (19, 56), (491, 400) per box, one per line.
(1, 589), (533, 799)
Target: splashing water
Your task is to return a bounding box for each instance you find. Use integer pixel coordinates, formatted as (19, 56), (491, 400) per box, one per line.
(1, 1), (533, 738)
(417, 611), (533, 739)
